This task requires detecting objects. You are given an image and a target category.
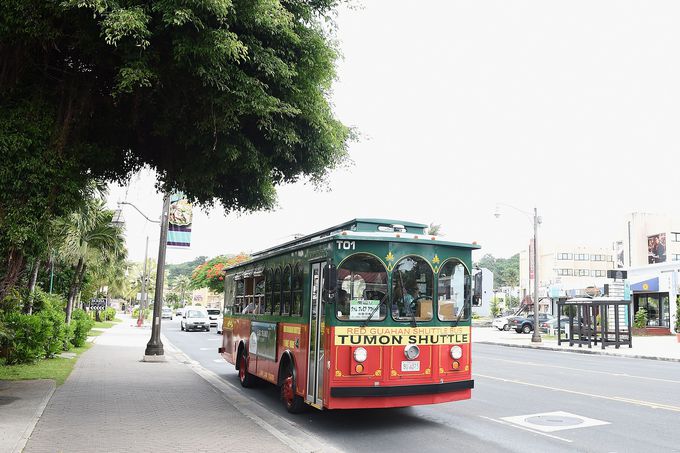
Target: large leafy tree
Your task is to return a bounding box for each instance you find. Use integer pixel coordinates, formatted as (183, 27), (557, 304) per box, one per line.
(0, 0), (351, 295)
(475, 253), (519, 289)
(191, 254), (249, 293)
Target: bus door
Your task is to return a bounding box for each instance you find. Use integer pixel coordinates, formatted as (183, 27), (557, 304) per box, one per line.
(306, 262), (326, 407)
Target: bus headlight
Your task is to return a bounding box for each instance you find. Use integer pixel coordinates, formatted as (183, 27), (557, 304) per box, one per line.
(450, 345), (463, 360)
(404, 345), (420, 360)
(353, 347), (368, 363)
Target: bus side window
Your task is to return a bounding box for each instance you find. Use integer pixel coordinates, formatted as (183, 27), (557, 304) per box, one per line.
(282, 265), (292, 315)
(264, 268), (272, 314)
(273, 267), (282, 314)
(224, 274), (236, 316)
(292, 264), (303, 316)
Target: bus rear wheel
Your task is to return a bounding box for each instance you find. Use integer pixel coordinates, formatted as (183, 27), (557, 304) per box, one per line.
(280, 366), (305, 413)
(238, 352), (254, 388)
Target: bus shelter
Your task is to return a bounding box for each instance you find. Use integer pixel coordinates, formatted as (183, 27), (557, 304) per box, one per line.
(556, 297), (632, 350)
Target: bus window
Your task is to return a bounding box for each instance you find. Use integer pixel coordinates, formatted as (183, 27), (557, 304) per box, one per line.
(438, 260), (469, 321)
(235, 278), (245, 314)
(292, 264), (303, 316)
(282, 265), (292, 315)
(264, 268), (272, 314)
(254, 277), (265, 314)
(273, 267), (281, 314)
(392, 256), (433, 322)
(224, 274), (236, 316)
(336, 253), (387, 321)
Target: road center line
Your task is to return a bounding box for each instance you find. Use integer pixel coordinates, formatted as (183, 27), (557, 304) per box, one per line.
(476, 373), (680, 413)
(479, 416), (572, 443)
(478, 356), (680, 384)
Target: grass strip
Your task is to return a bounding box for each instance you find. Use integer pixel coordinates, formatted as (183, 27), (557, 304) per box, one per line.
(0, 344), (93, 386)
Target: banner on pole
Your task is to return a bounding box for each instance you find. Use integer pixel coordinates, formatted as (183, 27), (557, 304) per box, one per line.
(167, 193), (192, 248)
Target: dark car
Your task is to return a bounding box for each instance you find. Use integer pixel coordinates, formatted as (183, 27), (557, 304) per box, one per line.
(508, 313), (554, 334)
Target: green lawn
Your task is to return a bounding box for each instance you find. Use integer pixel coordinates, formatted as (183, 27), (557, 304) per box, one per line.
(88, 330), (104, 336)
(0, 344), (93, 385)
(92, 317), (122, 329)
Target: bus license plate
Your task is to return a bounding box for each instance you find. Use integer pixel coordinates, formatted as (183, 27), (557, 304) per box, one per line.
(401, 361), (420, 372)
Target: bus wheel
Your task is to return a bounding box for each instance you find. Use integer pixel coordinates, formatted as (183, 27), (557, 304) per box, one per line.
(238, 352), (254, 388)
(281, 366), (305, 413)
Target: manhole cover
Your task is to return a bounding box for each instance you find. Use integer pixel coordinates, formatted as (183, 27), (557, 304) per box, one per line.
(525, 415), (584, 427)
(501, 411), (610, 433)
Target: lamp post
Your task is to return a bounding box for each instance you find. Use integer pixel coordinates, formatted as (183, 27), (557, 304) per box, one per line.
(494, 204), (542, 343)
(117, 197), (171, 359)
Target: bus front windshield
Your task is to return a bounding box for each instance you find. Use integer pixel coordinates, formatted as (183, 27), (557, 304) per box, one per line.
(391, 256), (433, 322)
(336, 253), (388, 321)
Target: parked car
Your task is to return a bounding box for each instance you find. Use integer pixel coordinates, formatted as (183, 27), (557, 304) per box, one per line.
(216, 317), (223, 334)
(175, 307), (184, 317)
(508, 313), (554, 334)
(539, 316), (570, 334)
(492, 315), (512, 331)
(180, 307), (210, 332)
(206, 309), (221, 328)
(161, 307), (173, 320)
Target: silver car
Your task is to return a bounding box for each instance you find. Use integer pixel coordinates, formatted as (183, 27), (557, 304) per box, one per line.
(206, 309), (221, 328)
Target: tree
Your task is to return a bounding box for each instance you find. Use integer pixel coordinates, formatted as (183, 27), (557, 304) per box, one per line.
(171, 275), (192, 306)
(475, 253), (519, 289)
(191, 254), (250, 293)
(167, 257), (208, 281)
(1, 0), (351, 298)
(56, 199), (126, 323)
(426, 223), (442, 236)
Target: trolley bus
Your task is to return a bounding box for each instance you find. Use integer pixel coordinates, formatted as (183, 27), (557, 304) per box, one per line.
(219, 219), (482, 412)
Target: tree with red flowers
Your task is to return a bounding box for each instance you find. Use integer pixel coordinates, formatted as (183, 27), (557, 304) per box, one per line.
(190, 254), (250, 293)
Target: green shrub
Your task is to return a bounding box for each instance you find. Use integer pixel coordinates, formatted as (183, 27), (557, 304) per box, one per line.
(132, 307), (150, 320)
(71, 309), (94, 347)
(634, 308), (648, 329)
(103, 307), (116, 321)
(1, 312), (45, 364)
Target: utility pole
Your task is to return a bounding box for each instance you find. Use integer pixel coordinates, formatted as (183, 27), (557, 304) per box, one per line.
(137, 236), (149, 327)
(532, 207), (541, 343)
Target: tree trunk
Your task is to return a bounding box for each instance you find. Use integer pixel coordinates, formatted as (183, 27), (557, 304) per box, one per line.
(0, 247), (26, 301)
(65, 258), (83, 324)
(26, 258), (41, 314)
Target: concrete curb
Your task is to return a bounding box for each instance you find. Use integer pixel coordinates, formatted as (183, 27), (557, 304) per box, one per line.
(12, 380), (56, 453)
(477, 341), (680, 363)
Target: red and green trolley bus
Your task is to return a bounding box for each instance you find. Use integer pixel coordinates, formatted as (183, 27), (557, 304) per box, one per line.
(219, 219), (482, 412)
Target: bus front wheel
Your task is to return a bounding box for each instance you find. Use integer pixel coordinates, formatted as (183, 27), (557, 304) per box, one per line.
(281, 366), (305, 414)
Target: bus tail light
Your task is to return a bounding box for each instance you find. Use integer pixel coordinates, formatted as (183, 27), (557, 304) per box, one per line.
(355, 364), (365, 373)
(452, 361), (460, 370)
(353, 347), (368, 363)
(404, 345), (420, 360)
(450, 345), (463, 360)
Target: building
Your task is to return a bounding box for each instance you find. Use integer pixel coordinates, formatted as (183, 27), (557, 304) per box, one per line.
(519, 243), (615, 312)
(619, 212), (680, 334)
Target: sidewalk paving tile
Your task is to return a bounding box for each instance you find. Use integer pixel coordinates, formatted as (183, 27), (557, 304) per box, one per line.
(0, 379), (55, 453)
(23, 318), (294, 453)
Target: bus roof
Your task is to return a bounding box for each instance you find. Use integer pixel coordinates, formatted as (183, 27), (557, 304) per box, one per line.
(250, 218), (479, 259)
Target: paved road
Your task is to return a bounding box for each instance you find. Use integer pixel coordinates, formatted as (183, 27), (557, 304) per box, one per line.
(162, 320), (680, 453)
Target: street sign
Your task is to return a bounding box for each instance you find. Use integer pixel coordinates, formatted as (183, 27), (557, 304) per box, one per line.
(89, 299), (107, 311)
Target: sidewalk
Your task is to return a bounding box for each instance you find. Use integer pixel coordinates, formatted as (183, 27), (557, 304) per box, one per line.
(22, 315), (297, 453)
(473, 326), (680, 362)
(0, 380), (55, 453)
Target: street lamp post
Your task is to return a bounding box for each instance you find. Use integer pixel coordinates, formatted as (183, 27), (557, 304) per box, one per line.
(137, 236), (149, 327)
(495, 204), (542, 343)
(117, 197), (170, 359)
(144, 194), (170, 358)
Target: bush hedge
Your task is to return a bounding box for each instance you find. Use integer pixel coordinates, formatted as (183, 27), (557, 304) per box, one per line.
(0, 289), (95, 364)
(103, 306), (116, 321)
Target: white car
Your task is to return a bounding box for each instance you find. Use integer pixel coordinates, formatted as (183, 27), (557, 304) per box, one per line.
(216, 317), (223, 334)
(181, 307), (210, 332)
(492, 316), (511, 331)
(161, 307), (173, 320)
(206, 309), (221, 328)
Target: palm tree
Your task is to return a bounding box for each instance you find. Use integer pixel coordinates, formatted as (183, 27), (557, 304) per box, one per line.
(427, 222), (442, 236)
(172, 275), (191, 307)
(56, 198), (126, 324)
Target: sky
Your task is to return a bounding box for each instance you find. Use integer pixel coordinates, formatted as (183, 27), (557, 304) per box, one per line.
(107, 0), (680, 265)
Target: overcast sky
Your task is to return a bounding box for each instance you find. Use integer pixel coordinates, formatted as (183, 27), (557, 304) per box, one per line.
(107, 0), (680, 264)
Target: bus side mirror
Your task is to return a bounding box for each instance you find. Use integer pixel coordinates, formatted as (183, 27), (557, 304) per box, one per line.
(472, 272), (483, 307)
(323, 264), (337, 301)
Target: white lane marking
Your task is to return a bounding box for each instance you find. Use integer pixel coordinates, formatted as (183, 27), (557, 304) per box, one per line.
(213, 359), (223, 363)
(200, 347), (215, 351)
(479, 356), (680, 384)
(206, 338), (221, 342)
(476, 373), (680, 413)
(479, 416), (572, 443)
